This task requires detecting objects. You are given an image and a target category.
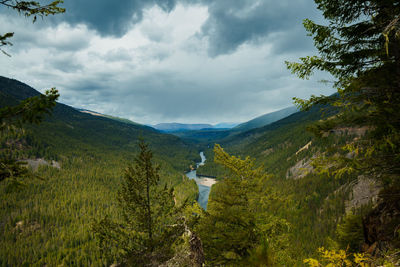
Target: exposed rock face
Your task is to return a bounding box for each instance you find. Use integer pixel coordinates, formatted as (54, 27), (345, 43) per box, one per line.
(331, 126), (369, 136)
(22, 158), (61, 171)
(286, 158), (313, 179)
(345, 176), (382, 213)
(160, 228), (205, 267)
(322, 126), (369, 137)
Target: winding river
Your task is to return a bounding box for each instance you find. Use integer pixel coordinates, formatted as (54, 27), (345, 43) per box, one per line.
(186, 152), (217, 210)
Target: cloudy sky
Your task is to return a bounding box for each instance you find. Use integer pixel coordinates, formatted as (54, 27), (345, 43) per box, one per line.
(0, 0), (335, 125)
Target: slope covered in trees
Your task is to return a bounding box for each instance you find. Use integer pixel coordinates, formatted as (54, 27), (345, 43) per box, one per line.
(0, 76), (200, 265)
(0, 76), (199, 171)
(195, 0), (400, 264)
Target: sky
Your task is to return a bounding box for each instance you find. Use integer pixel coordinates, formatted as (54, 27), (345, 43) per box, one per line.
(0, 0), (335, 125)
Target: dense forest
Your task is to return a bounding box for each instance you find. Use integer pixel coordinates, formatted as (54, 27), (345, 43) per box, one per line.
(1, 0), (400, 266)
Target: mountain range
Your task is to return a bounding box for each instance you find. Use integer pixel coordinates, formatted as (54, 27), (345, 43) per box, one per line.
(152, 122), (239, 132)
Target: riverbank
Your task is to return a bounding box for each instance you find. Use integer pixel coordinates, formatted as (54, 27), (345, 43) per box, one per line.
(197, 177), (218, 187)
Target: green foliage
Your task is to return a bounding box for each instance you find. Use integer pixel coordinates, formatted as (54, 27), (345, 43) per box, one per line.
(0, 77), (199, 265)
(286, 0), (400, 185)
(197, 146), (259, 265)
(336, 213), (364, 253)
(0, 87), (59, 185)
(284, 0), (400, 262)
(0, 32), (13, 56)
(0, 0), (65, 18)
(174, 176), (198, 205)
(92, 141), (186, 266)
(193, 106), (355, 265)
(0, 0), (63, 183)
(0, 88), (59, 131)
(0, 146), (197, 266)
(304, 247), (372, 267)
(197, 144), (289, 266)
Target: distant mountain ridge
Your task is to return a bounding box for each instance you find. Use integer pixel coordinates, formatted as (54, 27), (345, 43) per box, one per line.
(152, 122), (239, 132)
(170, 106), (300, 143)
(232, 106), (298, 132)
(213, 122), (239, 129)
(77, 108), (140, 126)
(153, 123), (214, 132)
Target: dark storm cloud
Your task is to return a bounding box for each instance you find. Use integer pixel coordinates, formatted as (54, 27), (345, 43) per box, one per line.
(58, 0), (178, 36)
(57, 0), (318, 56)
(0, 0), (336, 124)
(199, 0), (318, 56)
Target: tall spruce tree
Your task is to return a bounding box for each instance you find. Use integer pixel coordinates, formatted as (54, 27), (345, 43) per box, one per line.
(286, 0), (400, 185)
(197, 144), (289, 266)
(92, 140), (183, 266)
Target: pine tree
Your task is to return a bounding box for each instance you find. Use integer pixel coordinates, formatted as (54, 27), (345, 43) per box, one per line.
(286, 0), (400, 185)
(197, 144), (283, 265)
(92, 140), (183, 266)
(286, 0), (400, 259)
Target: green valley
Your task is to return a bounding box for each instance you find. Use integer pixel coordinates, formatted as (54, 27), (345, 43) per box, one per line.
(1, 0), (400, 266)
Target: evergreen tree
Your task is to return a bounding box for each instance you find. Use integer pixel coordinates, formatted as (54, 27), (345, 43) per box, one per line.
(197, 144), (288, 266)
(286, 0), (400, 259)
(92, 140), (183, 266)
(286, 0), (400, 185)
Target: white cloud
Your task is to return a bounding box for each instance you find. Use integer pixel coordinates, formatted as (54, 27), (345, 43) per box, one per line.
(0, 3), (335, 125)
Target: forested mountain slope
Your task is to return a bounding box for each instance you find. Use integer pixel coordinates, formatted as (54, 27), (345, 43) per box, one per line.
(194, 105), (379, 263)
(0, 76), (199, 171)
(0, 76), (199, 266)
(196, 102), (398, 265)
(197, 105), (332, 177)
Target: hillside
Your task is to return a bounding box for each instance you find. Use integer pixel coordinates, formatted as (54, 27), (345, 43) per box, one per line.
(195, 103), (398, 264)
(0, 76), (199, 172)
(232, 105), (298, 132)
(77, 108), (140, 126)
(195, 105), (327, 176)
(0, 76), (200, 265)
